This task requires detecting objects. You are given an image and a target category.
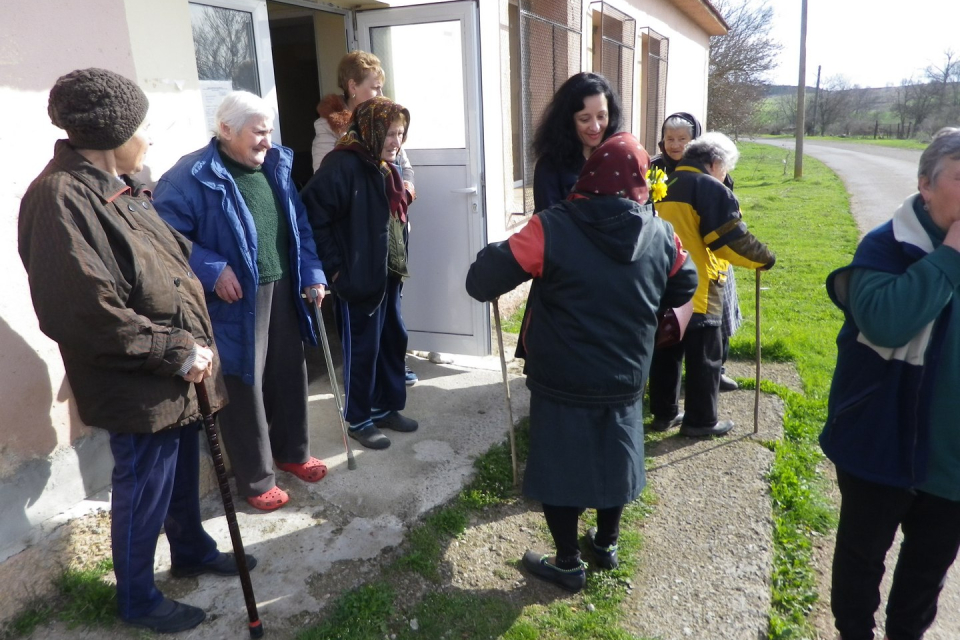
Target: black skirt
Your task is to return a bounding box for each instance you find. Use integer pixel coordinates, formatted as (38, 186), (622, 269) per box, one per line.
(522, 391), (646, 509)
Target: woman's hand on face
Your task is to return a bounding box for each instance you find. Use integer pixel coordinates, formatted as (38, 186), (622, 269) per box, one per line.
(945, 220), (960, 253)
(182, 345), (214, 383)
(214, 265), (243, 303)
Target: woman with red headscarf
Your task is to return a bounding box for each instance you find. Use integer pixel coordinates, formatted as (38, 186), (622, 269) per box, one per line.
(466, 132), (697, 592)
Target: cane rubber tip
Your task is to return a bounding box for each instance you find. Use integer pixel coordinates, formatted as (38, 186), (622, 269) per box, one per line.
(249, 620), (264, 638)
(348, 458), (358, 470)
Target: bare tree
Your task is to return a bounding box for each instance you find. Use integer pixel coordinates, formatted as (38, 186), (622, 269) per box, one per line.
(925, 49), (958, 109)
(191, 5), (259, 93)
(905, 80), (938, 133)
(891, 80), (911, 138)
(814, 75), (853, 135)
(707, 0), (782, 136)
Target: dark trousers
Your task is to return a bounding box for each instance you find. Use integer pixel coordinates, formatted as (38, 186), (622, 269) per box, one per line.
(648, 324), (722, 427)
(219, 277), (310, 497)
(337, 278), (407, 424)
(541, 503), (624, 567)
(832, 469), (960, 640)
(110, 424), (219, 619)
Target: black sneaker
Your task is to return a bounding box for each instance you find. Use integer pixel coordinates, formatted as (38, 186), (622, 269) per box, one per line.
(124, 598), (205, 634)
(679, 420), (734, 438)
(521, 550), (586, 593)
(586, 527), (619, 570)
(349, 423), (391, 449)
(719, 374), (739, 392)
(375, 411), (419, 433)
(170, 552), (257, 578)
(649, 412), (684, 432)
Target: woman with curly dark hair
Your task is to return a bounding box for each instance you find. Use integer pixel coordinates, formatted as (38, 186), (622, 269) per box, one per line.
(531, 72), (621, 211)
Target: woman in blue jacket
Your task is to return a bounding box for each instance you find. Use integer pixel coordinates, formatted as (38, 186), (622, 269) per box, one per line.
(154, 91), (328, 511)
(822, 128), (960, 640)
(302, 97), (417, 451)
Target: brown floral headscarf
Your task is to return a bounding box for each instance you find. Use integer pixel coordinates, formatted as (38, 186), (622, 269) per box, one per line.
(335, 96), (411, 220)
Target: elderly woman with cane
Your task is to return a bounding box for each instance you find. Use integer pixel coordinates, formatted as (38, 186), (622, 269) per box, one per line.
(648, 132), (775, 437)
(154, 91), (328, 511)
(466, 132), (697, 592)
(18, 68), (254, 633)
(822, 127), (960, 640)
(302, 97), (417, 451)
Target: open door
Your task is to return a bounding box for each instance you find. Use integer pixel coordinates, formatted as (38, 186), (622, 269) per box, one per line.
(356, 1), (488, 357)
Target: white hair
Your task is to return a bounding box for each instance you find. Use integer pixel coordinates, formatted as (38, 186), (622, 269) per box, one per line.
(684, 131), (740, 173)
(214, 91), (274, 138)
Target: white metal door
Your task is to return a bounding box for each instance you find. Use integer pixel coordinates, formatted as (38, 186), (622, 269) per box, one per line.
(357, 1), (488, 357)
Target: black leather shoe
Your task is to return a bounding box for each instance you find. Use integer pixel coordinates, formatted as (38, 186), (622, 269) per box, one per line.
(375, 411), (419, 432)
(679, 420), (734, 437)
(586, 527), (619, 570)
(170, 552), (257, 578)
(349, 423), (391, 449)
(719, 374), (739, 391)
(521, 550), (586, 593)
(124, 598), (205, 634)
(649, 412), (684, 432)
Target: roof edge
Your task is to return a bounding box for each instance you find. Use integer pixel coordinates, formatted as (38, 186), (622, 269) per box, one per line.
(670, 0), (729, 37)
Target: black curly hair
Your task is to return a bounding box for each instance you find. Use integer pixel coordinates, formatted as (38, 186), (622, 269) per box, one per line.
(532, 72), (622, 167)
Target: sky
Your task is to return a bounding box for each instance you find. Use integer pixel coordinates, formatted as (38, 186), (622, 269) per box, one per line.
(765, 0), (960, 88)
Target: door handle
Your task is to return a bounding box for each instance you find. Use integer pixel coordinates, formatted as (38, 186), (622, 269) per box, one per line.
(450, 186), (477, 194)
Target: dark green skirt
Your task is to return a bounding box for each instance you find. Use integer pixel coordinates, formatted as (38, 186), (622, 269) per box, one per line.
(522, 391), (646, 509)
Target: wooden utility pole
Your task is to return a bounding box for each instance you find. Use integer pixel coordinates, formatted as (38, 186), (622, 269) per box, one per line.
(794, 0), (808, 179)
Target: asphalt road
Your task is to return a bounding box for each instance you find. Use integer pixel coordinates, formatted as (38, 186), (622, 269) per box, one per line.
(756, 138), (922, 236)
(756, 137), (960, 640)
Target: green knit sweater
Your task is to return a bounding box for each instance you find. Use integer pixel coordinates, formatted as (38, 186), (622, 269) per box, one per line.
(220, 150), (289, 284)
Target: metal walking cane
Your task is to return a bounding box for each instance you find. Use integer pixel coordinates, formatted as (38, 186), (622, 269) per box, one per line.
(194, 380), (264, 638)
(492, 299), (519, 487)
(308, 288), (357, 470)
(754, 269), (762, 435)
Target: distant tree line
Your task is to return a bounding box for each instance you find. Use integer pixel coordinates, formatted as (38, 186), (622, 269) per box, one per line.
(707, 0), (959, 141)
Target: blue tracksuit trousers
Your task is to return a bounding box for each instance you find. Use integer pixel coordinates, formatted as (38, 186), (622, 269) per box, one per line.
(109, 423), (219, 619)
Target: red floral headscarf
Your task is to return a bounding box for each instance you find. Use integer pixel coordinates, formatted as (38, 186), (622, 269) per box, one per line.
(569, 132), (651, 204)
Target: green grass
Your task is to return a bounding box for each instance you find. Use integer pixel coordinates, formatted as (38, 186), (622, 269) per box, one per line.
(729, 142), (857, 637)
(3, 559), (118, 638)
(759, 133), (927, 150)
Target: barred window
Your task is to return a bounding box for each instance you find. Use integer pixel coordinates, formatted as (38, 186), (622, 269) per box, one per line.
(590, 2), (636, 133)
(640, 27), (669, 153)
(512, 0), (583, 218)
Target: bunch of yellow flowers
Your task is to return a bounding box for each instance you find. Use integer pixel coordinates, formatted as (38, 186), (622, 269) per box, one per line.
(646, 167), (668, 203)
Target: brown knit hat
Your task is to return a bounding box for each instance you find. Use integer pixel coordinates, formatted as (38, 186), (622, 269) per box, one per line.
(48, 68), (148, 150)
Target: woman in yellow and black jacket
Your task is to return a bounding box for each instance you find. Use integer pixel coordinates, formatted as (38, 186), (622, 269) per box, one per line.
(648, 132), (775, 437)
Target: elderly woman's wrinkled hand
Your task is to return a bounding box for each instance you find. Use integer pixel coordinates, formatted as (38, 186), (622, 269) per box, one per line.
(214, 265), (243, 303)
(182, 344), (214, 383)
(303, 284), (326, 305)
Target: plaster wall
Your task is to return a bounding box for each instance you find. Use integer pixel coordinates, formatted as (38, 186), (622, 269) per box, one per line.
(0, 0), (209, 565)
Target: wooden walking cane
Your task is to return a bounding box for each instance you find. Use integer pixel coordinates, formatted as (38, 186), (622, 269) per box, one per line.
(754, 269), (762, 435)
(195, 380), (264, 638)
(492, 299), (519, 487)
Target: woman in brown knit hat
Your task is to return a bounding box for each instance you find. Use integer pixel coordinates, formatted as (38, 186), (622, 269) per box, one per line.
(18, 68), (254, 634)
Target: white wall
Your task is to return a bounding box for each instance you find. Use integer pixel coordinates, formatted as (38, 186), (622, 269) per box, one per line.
(0, 0), (209, 566)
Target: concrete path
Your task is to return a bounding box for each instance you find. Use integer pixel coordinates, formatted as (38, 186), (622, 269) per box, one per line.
(755, 138), (960, 639)
(14, 350), (530, 639)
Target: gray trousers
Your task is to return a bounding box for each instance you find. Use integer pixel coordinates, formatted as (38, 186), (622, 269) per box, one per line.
(218, 277), (310, 497)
